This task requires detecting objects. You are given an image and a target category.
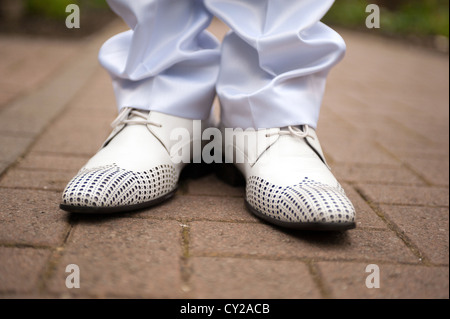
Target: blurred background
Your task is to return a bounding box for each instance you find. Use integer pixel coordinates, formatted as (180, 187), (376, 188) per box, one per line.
(0, 0), (448, 52)
(0, 0), (115, 38)
(323, 0), (449, 52)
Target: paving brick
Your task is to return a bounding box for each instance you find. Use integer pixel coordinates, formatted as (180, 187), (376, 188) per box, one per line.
(382, 143), (449, 161)
(0, 36), (80, 84)
(333, 163), (424, 186)
(0, 135), (33, 164)
(380, 205), (449, 265)
(394, 113), (449, 148)
(341, 183), (387, 230)
(0, 83), (21, 110)
(402, 157), (449, 187)
(357, 184), (449, 207)
(133, 194), (258, 223)
(30, 115), (111, 156)
(0, 293), (55, 299)
(16, 153), (88, 173)
(1, 41), (80, 91)
(186, 174), (245, 198)
(0, 162), (9, 176)
(46, 218), (184, 298)
(190, 257), (321, 298)
(317, 262), (449, 299)
(190, 222), (418, 263)
(0, 247), (51, 293)
(0, 19), (449, 300)
(316, 107), (354, 138)
(326, 91), (412, 122)
(0, 36), (33, 73)
(0, 168), (74, 191)
(0, 188), (69, 246)
(62, 69), (117, 120)
(320, 136), (399, 166)
(23, 69), (116, 156)
(0, 51), (100, 136)
(333, 111), (433, 152)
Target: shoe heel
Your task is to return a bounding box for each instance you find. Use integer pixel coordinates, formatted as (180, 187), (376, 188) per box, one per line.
(215, 163), (246, 187)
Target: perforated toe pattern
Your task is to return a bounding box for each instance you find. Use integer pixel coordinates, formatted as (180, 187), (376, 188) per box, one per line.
(62, 164), (177, 208)
(246, 176), (355, 224)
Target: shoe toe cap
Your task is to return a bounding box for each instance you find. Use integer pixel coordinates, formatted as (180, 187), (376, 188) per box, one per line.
(61, 164), (177, 209)
(246, 176), (356, 228)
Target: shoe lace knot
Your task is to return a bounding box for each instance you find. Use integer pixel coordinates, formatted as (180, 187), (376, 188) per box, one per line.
(111, 107), (162, 129)
(266, 125), (315, 140)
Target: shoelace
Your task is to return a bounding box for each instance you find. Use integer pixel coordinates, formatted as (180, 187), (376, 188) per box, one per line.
(111, 107), (162, 129)
(266, 125), (315, 140)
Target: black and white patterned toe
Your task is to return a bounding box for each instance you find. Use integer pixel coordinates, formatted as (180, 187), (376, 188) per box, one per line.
(246, 176), (356, 230)
(60, 164), (178, 213)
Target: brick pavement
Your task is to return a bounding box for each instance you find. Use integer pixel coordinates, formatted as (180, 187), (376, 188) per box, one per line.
(0, 19), (448, 299)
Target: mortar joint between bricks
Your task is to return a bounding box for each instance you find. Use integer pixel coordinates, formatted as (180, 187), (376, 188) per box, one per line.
(353, 185), (432, 266)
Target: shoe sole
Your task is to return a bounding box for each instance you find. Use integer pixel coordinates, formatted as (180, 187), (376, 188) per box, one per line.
(245, 200), (356, 231)
(59, 188), (177, 214)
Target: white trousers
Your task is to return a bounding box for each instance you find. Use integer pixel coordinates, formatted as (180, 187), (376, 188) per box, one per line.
(99, 0), (346, 129)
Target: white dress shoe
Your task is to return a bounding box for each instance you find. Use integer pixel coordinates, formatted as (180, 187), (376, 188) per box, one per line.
(60, 107), (202, 213)
(224, 125), (356, 231)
